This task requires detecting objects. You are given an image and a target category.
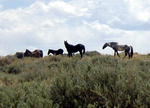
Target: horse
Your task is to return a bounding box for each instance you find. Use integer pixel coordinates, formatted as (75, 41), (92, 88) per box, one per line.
(102, 42), (133, 59)
(48, 49), (63, 55)
(15, 52), (24, 59)
(64, 41), (85, 58)
(24, 49), (43, 58)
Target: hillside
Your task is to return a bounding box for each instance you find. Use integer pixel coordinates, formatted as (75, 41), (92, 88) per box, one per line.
(0, 52), (150, 108)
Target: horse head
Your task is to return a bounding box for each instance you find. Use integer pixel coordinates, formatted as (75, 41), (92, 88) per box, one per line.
(102, 43), (109, 49)
(48, 49), (52, 55)
(64, 40), (67, 44)
(64, 40), (69, 47)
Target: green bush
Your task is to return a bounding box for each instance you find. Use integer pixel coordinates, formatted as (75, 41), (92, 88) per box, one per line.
(0, 83), (53, 108)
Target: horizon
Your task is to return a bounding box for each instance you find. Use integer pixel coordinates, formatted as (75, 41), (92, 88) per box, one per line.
(0, 0), (150, 56)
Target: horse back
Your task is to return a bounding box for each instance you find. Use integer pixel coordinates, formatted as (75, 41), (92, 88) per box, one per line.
(76, 44), (85, 50)
(32, 50), (43, 58)
(71, 44), (85, 52)
(58, 49), (64, 54)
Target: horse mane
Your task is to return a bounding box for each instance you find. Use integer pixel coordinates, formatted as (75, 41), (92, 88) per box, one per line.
(109, 42), (118, 45)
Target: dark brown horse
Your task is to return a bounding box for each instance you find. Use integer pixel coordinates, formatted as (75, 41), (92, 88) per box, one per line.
(64, 41), (85, 58)
(102, 42), (133, 59)
(24, 49), (43, 58)
(48, 49), (63, 55)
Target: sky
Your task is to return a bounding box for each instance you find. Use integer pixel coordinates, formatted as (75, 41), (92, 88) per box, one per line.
(0, 0), (150, 56)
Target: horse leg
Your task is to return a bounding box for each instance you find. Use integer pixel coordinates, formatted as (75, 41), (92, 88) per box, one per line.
(123, 52), (128, 59)
(128, 52), (131, 59)
(114, 51), (116, 57)
(116, 51), (120, 57)
(125, 49), (131, 59)
(79, 51), (83, 58)
(68, 53), (70, 57)
(68, 53), (72, 57)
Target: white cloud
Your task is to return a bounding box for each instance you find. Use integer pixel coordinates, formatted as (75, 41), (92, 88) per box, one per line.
(0, 0), (150, 56)
(48, 1), (89, 16)
(125, 0), (150, 22)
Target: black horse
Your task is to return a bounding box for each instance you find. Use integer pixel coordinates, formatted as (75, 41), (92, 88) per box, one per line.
(64, 41), (85, 58)
(48, 49), (63, 55)
(24, 49), (43, 58)
(102, 42), (133, 59)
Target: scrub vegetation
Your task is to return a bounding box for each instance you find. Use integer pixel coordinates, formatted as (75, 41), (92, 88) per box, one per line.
(0, 51), (150, 108)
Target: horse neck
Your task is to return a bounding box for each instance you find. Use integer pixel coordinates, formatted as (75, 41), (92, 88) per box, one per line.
(24, 50), (31, 56)
(65, 42), (70, 48)
(105, 43), (112, 48)
(66, 42), (74, 48)
(49, 49), (52, 52)
(26, 50), (31, 54)
(57, 49), (61, 51)
(65, 42), (69, 45)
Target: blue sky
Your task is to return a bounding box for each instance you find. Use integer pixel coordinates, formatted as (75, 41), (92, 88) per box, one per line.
(0, 0), (150, 56)
(0, 0), (35, 9)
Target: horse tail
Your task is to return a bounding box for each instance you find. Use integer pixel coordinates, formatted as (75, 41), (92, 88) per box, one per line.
(130, 46), (133, 58)
(82, 45), (85, 54)
(40, 50), (43, 57)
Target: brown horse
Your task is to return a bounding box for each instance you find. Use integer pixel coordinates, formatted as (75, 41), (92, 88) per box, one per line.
(24, 49), (43, 58)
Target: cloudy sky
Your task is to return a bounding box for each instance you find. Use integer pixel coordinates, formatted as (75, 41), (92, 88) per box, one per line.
(0, 0), (150, 56)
